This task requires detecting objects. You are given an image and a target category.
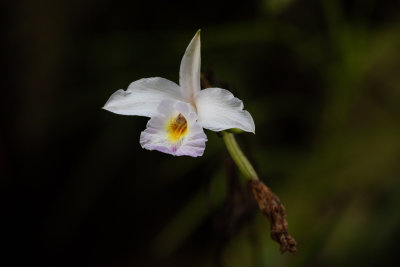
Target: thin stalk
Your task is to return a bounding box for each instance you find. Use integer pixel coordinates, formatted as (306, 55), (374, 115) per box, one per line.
(222, 131), (258, 181)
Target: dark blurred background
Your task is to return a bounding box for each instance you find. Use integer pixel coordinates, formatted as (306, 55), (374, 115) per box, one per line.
(2, 0), (400, 266)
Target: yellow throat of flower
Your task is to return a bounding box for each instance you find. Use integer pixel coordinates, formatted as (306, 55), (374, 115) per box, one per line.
(167, 113), (188, 142)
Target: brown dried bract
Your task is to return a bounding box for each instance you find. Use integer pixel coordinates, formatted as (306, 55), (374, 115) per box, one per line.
(249, 180), (297, 253)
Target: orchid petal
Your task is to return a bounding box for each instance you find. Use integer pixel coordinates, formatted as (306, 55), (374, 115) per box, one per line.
(103, 77), (183, 117)
(179, 30), (201, 103)
(195, 88), (255, 133)
(140, 100), (207, 157)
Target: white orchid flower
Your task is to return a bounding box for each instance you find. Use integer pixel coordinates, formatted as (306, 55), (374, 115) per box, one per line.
(104, 30), (255, 157)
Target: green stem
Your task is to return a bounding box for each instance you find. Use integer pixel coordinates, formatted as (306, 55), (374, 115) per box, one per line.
(222, 131), (259, 181)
